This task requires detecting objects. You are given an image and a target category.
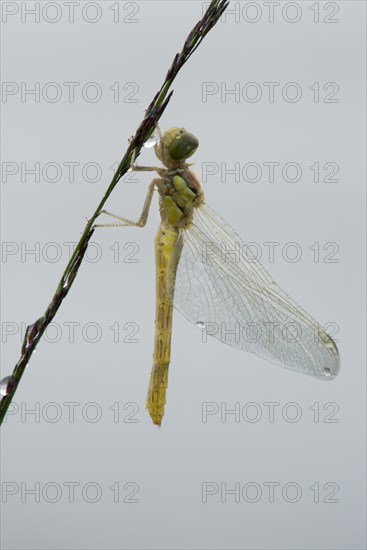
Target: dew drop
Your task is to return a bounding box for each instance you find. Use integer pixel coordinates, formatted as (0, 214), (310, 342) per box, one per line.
(196, 321), (205, 329)
(144, 137), (157, 149)
(0, 376), (15, 397)
(324, 367), (332, 377)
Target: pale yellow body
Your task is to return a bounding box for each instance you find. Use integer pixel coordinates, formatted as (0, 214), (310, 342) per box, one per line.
(145, 225), (181, 425)
(143, 129), (203, 426)
(145, 168), (202, 426)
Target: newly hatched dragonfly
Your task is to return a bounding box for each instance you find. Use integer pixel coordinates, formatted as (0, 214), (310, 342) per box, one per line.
(95, 127), (340, 426)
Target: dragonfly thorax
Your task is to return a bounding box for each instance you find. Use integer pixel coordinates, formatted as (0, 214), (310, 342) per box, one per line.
(158, 170), (203, 229)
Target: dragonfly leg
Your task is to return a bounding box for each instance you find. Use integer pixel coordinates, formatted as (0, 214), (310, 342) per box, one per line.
(156, 124), (162, 141)
(130, 164), (165, 176)
(94, 178), (159, 229)
(154, 124), (164, 160)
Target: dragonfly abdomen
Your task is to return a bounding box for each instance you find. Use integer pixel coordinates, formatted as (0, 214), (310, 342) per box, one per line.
(145, 225), (182, 426)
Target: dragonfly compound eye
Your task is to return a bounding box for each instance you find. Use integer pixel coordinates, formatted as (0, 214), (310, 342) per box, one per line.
(168, 130), (199, 160)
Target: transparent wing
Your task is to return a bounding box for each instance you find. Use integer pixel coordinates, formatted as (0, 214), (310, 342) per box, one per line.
(168, 203), (339, 379)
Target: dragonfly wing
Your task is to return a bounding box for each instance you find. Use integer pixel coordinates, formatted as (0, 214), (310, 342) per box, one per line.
(167, 203), (339, 379)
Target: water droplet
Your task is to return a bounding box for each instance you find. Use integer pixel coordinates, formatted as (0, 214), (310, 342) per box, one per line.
(196, 321), (205, 329)
(0, 375), (15, 397)
(324, 367), (332, 377)
(144, 137), (157, 149)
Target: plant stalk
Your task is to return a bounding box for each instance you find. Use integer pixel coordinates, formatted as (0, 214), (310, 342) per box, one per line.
(0, 0), (229, 425)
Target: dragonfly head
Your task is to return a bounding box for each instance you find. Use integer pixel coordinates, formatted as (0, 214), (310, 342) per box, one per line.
(156, 127), (199, 167)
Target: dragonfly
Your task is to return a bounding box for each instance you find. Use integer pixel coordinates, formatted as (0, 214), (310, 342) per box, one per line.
(95, 127), (340, 426)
